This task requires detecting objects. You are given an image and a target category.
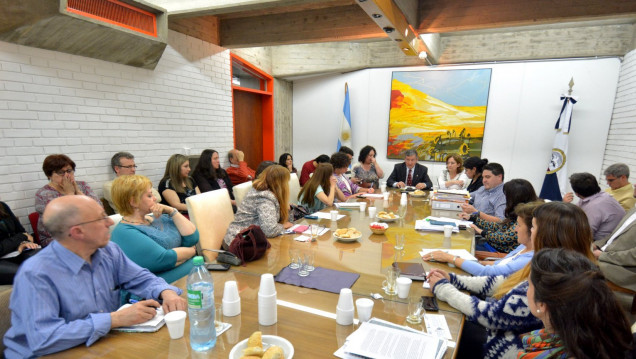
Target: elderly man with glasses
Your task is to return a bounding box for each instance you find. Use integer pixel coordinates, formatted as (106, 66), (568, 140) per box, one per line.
(4, 195), (186, 358)
(103, 152), (161, 213)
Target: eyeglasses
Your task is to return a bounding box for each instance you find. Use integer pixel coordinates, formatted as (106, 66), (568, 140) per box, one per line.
(69, 215), (111, 228)
(118, 165), (138, 169)
(55, 169), (75, 176)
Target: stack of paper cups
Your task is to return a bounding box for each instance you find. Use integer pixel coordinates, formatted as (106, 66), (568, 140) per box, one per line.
(258, 273), (277, 326)
(336, 288), (354, 325)
(222, 281), (241, 317)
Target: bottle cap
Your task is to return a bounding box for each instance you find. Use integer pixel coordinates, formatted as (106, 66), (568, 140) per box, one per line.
(193, 256), (204, 265)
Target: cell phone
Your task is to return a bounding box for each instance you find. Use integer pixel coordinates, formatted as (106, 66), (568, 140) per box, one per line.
(205, 263), (230, 271)
(421, 296), (439, 311)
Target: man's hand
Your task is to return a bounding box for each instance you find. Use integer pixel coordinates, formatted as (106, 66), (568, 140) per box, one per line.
(237, 151), (245, 162)
(415, 183), (426, 190)
(111, 299), (160, 328)
(160, 290), (187, 313)
(460, 203), (476, 214)
(396, 181), (405, 188)
(563, 192), (574, 203)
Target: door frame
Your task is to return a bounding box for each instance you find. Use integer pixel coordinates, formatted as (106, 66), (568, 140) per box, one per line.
(230, 53), (274, 161)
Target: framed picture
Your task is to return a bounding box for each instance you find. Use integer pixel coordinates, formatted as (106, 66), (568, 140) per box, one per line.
(387, 69), (492, 161)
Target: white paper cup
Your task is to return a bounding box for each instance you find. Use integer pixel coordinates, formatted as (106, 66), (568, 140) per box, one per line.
(336, 307), (355, 325)
(222, 298), (241, 317)
(380, 184), (387, 192)
(383, 192), (390, 200)
(443, 225), (453, 238)
(337, 288), (354, 310)
(396, 277), (412, 299)
(164, 310), (187, 339)
(355, 298), (374, 322)
(258, 293), (277, 326)
(368, 207), (377, 218)
(330, 210), (339, 221)
(223, 281), (240, 302)
(259, 273), (276, 296)
(359, 202), (367, 212)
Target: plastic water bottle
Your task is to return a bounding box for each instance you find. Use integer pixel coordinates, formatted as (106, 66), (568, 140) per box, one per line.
(187, 256), (216, 351)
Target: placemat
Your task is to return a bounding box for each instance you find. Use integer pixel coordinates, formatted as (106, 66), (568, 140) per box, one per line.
(274, 266), (360, 294)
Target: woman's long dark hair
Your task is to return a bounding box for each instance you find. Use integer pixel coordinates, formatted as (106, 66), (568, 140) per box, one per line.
(278, 153), (297, 173)
(502, 179), (538, 221)
(193, 149), (227, 181)
(530, 248), (633, 359)
(298, 163), (333, 207)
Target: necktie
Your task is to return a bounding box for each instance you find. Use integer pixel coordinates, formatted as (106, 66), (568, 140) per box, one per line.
(406, 169), (412, 186)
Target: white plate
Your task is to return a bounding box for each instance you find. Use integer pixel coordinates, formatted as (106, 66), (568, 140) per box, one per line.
(376, 214), (399, 222)
(334, 232), (362, 242)
(229, 335), (294, 359)
(409, 191), (428, 197)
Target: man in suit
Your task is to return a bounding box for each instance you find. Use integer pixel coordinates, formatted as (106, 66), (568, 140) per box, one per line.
(386, 149), (432, 190)
(594, 184), (636, 291)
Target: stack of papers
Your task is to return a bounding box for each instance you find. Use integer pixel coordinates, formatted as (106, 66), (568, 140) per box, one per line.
(335, 202), (363, 209)
(313, 212), (345, 221)
(334, 318), (447, 359)
(414, 216), (471, 232)
(360, 193), (384, 198)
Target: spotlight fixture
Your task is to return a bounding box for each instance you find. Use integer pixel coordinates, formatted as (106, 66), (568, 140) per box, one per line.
(372, 13), (382, 18)
(383, 27), (394, 33)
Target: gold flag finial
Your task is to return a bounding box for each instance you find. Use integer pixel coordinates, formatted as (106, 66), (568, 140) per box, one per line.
(568, 77), (574, 96)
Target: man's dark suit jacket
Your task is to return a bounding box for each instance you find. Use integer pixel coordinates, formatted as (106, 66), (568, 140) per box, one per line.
(386, 162), (433, 189)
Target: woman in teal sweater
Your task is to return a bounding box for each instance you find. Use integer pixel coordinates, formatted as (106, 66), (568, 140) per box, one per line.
(110, 175), (199, 283)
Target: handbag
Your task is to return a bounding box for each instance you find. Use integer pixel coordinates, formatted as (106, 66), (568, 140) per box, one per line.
(289, 203), (310, 222)
(228, 225), (270, 264)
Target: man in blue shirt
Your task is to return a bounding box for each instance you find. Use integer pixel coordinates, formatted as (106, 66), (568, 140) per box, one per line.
(4, 195), (186, 358)
(461, 163), (506, 222)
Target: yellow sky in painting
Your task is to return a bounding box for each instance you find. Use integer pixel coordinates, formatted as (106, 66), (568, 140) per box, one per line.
(390, 79), (486, 139)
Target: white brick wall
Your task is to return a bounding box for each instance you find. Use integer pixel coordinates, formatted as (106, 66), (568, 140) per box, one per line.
(0, 30), (234, 229)
(602, 49), (636, 186)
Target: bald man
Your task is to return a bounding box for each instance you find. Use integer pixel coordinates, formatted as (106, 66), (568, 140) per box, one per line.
(226, 149), (256, 185)
(4, 196), (186, 358)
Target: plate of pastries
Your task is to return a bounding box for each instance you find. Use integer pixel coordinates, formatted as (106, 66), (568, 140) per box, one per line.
(409, 189), (427, 197)
(376, 211), (399, 222)
(333, 227), (362, 242)
(231, 331), (293, 359)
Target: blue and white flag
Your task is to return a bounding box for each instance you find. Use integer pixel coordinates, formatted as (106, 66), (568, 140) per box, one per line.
(338, 83), (352, 151)
(539, 95), (578, 201)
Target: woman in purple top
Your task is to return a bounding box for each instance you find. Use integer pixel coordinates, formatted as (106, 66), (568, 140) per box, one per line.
(34, 154), (101, 246)
(192, 149), (236, 209)
(330, 152), (373, 201)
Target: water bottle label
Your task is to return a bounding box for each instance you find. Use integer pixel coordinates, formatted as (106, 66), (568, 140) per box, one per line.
(187, 289), (202, 308)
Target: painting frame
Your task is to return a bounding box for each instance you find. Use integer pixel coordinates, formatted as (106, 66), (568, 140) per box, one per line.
(387, 69), (492, 162)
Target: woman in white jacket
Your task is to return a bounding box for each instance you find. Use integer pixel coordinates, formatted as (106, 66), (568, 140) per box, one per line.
(437, 154), (469, 190)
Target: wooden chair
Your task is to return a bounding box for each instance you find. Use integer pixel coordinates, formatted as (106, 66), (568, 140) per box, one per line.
(233, 181), (252, 208)
(288, 173), (301, 205)
(186, 189), (234, 262)
(607, 280), (636, 314)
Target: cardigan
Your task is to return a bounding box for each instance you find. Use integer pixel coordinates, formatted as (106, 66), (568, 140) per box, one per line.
(223, 188), (284, 247)
(433, 274), (542, 359)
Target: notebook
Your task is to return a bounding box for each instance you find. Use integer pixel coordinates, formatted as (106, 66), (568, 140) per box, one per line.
(392, 262), (427, 281)
(112, 304), (165, 333)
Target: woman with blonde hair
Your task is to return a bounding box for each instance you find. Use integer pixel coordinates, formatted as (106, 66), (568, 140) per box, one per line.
(222, 165), (294, 249)
(427, 202), (595, 359)
(110, 175), (199, 283)
(437, 153), (469, 190)
(158, 154), (200, 214)
(298, 163), (339, 213)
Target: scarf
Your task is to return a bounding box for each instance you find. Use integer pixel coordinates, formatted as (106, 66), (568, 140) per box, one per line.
(517, 329), (567, 359)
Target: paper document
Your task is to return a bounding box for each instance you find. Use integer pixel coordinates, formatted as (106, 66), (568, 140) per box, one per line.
(335, 202), (363, 208)
(425, 314), (452, 340)
(335, 319), (447, 359)
(415, 216), (472, 232)
(314, 212), (345, 220)
(419, 249), (477, 261)
(360, 193), (383, 198)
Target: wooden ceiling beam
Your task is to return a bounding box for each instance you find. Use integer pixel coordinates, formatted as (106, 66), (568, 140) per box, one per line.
(417, 0), (636, 33)
(219, 4), (386, 48)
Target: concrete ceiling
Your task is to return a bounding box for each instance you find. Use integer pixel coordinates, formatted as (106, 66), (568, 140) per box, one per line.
(147, 0), (636, 78)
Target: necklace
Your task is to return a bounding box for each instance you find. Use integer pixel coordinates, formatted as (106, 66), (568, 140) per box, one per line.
(121, 217), (150, 225)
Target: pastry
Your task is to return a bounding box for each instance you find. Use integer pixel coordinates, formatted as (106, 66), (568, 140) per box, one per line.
(262, 345), (285, 359)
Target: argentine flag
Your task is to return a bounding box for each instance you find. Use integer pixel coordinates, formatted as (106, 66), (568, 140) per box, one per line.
(338, 83), (352, 150)
(539, 95), (578, 201)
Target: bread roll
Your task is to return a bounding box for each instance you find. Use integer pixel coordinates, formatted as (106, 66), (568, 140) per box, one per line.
(242, 347), (265, 356)
(247, 331), (262, 348)
(262, 345), (285, 359)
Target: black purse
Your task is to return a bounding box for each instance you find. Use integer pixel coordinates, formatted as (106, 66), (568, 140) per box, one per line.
(202, 249), (242, 266)
(289, 204), (310, 222)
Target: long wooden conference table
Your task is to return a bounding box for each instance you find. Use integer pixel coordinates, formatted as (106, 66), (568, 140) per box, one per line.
(45, 189), (474, 358)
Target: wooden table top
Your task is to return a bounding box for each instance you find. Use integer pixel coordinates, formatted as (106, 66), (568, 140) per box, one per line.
(44, 189), (473, 359)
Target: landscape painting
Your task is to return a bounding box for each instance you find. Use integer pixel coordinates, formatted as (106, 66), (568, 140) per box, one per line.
(387, 69), (492, 161)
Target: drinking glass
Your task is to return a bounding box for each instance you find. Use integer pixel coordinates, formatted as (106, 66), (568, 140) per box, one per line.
(310, 224), (320, 241)
(407, 296), (424, 324)
(298, 254), (310, 277)
(288, 248), (300, 269)
(382, 267), (400, 295)
(305, 249), (316, 272)
(394, 234), (405, 251)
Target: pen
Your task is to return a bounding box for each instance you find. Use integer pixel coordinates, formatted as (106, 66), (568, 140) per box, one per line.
(129, 299), (158, 310)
